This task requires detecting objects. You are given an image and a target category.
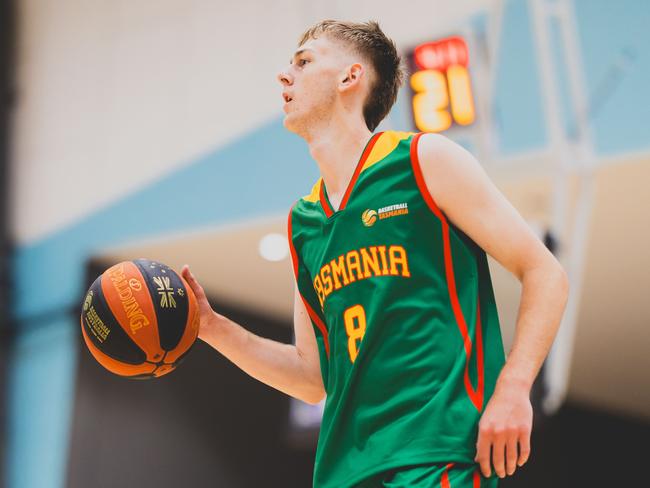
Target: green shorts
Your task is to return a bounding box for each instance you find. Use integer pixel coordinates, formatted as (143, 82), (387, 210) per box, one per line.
(354, 462), (498, 488)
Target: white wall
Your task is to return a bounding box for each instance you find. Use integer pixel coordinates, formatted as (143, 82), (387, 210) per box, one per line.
(10, 0), (491, 244)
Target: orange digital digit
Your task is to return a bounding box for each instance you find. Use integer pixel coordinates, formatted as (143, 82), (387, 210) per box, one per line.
(447, 64), (475, 126)
(410, 36), (475, 132)
(410, 69), (452, 133)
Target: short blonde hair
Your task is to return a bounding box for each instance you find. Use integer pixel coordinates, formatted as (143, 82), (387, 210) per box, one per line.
(299, 20), (405, 131)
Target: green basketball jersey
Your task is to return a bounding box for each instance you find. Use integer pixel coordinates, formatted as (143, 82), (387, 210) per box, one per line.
(288, 131), (505, 488)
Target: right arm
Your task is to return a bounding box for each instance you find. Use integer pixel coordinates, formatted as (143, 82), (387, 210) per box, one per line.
(182, 265), (325, 405)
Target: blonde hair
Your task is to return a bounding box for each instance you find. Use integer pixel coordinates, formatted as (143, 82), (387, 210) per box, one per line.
(299, 20), (405, 131)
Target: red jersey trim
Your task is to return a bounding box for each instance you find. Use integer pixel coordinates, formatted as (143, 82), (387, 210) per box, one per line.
(319, 131), (383, 217)
(339, 131), (382, 210)
(473, 469), (481, 487)
(440, 463), (482, 487)
(287, 206), (330, 357)
(441, 463), (454, 488)
(410, 132), (485, 412)
(319, 180), (333, 218)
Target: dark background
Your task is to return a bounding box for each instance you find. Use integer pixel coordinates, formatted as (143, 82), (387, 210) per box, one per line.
(0, 2), (17, 486)
(67, 262), (315, 487)
(65, 265), (649, 488)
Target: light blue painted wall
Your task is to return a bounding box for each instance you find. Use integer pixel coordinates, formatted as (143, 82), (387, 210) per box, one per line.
(5, 119), (318, 488)
(6, 316), (78, 488)
(491, 0), (650, 156)
(12, 121), (315, 320)
(493, 0), (548, 154)
(574, 0), (650, 154)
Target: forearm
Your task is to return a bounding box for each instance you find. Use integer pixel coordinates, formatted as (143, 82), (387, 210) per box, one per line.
(199, 312), (325, 404)
(498, 261), (569, 391)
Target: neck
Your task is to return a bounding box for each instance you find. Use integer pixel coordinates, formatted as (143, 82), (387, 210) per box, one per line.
(304, 114), (373, 206)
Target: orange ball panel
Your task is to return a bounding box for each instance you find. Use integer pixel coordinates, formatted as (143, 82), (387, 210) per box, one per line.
(100, 261), (164, 363)
(153, 364), (176, 378)
(164, 275), (200, 364)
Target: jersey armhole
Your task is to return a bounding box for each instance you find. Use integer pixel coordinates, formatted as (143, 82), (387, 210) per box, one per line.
(409, 132), (448, 222)
(287, 204), (300, 281)
(287, 205), (330, 358)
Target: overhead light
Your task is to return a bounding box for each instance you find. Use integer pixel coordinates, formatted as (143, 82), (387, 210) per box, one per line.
(258, 233), (289, 262)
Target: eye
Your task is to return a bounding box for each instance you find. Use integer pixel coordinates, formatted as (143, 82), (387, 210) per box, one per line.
(298, 58), (309, 67)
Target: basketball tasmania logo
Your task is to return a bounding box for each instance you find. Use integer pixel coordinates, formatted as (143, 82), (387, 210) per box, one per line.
(362, 203), (409, 227)
(361, 209), (378, 227)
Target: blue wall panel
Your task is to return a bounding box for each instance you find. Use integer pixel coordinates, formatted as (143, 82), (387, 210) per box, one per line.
(6, 118), (318, 488)
(574, 0), (650, 154)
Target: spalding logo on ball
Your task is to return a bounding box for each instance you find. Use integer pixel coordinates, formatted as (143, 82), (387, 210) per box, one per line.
(80, 258), (199, 379)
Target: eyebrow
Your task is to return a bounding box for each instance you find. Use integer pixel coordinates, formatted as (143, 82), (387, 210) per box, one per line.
(290, 48), (314, 64)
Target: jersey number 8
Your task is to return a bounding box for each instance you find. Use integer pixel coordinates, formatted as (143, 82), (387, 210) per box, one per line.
(343, 305), (367, 363)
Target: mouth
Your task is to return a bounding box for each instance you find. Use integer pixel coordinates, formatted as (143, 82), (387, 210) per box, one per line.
(282, 93), (293, 103)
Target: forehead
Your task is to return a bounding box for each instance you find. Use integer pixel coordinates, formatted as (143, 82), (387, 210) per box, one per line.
(297, 34), (350, 57)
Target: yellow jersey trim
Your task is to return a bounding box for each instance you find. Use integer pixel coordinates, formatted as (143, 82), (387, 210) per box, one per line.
(302, 178), (322, 203)
(362, 131), (415, 172)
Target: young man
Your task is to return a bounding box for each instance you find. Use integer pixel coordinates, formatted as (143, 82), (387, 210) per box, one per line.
(182, 20), (568, 488)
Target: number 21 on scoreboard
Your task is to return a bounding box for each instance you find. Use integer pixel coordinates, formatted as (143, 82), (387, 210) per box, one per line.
(409, 36), (476, 133)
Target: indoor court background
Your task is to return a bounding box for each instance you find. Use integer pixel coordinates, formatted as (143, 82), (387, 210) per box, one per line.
(0, 1), (648, 487)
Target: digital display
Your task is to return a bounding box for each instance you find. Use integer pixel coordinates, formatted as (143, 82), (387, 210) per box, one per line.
(408, 36), (476, 132)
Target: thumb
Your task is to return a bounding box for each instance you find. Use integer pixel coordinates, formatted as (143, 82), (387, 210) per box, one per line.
(181, 265), (206, 303)
(181, 264), (193, 283)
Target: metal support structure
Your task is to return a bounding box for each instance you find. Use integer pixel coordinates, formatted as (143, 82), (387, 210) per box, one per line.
(474, 0), (505, 161)
(529, 0), (597, 414)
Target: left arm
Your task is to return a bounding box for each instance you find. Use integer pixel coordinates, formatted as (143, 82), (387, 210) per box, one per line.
(416, 133), (569, 479)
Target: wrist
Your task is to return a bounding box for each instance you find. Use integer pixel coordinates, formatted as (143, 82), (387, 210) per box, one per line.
(199, 311), (229, 342)
(495, 369), (533, 395)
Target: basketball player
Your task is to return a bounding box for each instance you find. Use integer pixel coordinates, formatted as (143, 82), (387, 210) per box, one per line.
(182, 20), (568, 487)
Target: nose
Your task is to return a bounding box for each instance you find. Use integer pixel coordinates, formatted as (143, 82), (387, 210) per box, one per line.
(277, 69), (293, 86)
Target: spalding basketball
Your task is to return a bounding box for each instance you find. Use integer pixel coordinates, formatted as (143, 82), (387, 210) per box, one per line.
(80, 259), (200, 379)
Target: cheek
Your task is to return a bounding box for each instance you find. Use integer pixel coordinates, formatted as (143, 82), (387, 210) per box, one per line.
(306, 67), (334, 87)
(306, 77), (335, 102)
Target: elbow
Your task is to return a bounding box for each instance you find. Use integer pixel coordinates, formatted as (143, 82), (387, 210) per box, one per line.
(299, 376), (326, 404)
(522, 257), (569, 300)
(558, 263), (570, 303)
(544, 259), (570, 306)
(294, 349), (325, 404)
(302, 385), (326, 405)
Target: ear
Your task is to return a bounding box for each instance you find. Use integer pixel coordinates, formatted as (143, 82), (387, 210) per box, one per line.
(338, 63), (364, 93)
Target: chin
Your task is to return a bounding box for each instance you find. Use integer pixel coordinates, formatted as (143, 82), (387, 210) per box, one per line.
(282, 116), (296, 133)
(282, 113), (304, 136)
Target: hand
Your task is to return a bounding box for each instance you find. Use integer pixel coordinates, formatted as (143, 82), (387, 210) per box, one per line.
(475, 378), (533, 479)
(181, 264), (220, 340)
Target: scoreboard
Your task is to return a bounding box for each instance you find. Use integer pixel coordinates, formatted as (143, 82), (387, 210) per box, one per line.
(408, 36), (476, 133)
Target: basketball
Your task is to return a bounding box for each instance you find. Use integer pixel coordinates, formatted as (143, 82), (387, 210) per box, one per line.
(80, 258), (200, 379)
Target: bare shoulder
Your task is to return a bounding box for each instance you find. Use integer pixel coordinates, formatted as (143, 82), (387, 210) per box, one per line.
(414, 132), (491, 215)
(416, 131), (468, 158)
(414, 131), (553, 279)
